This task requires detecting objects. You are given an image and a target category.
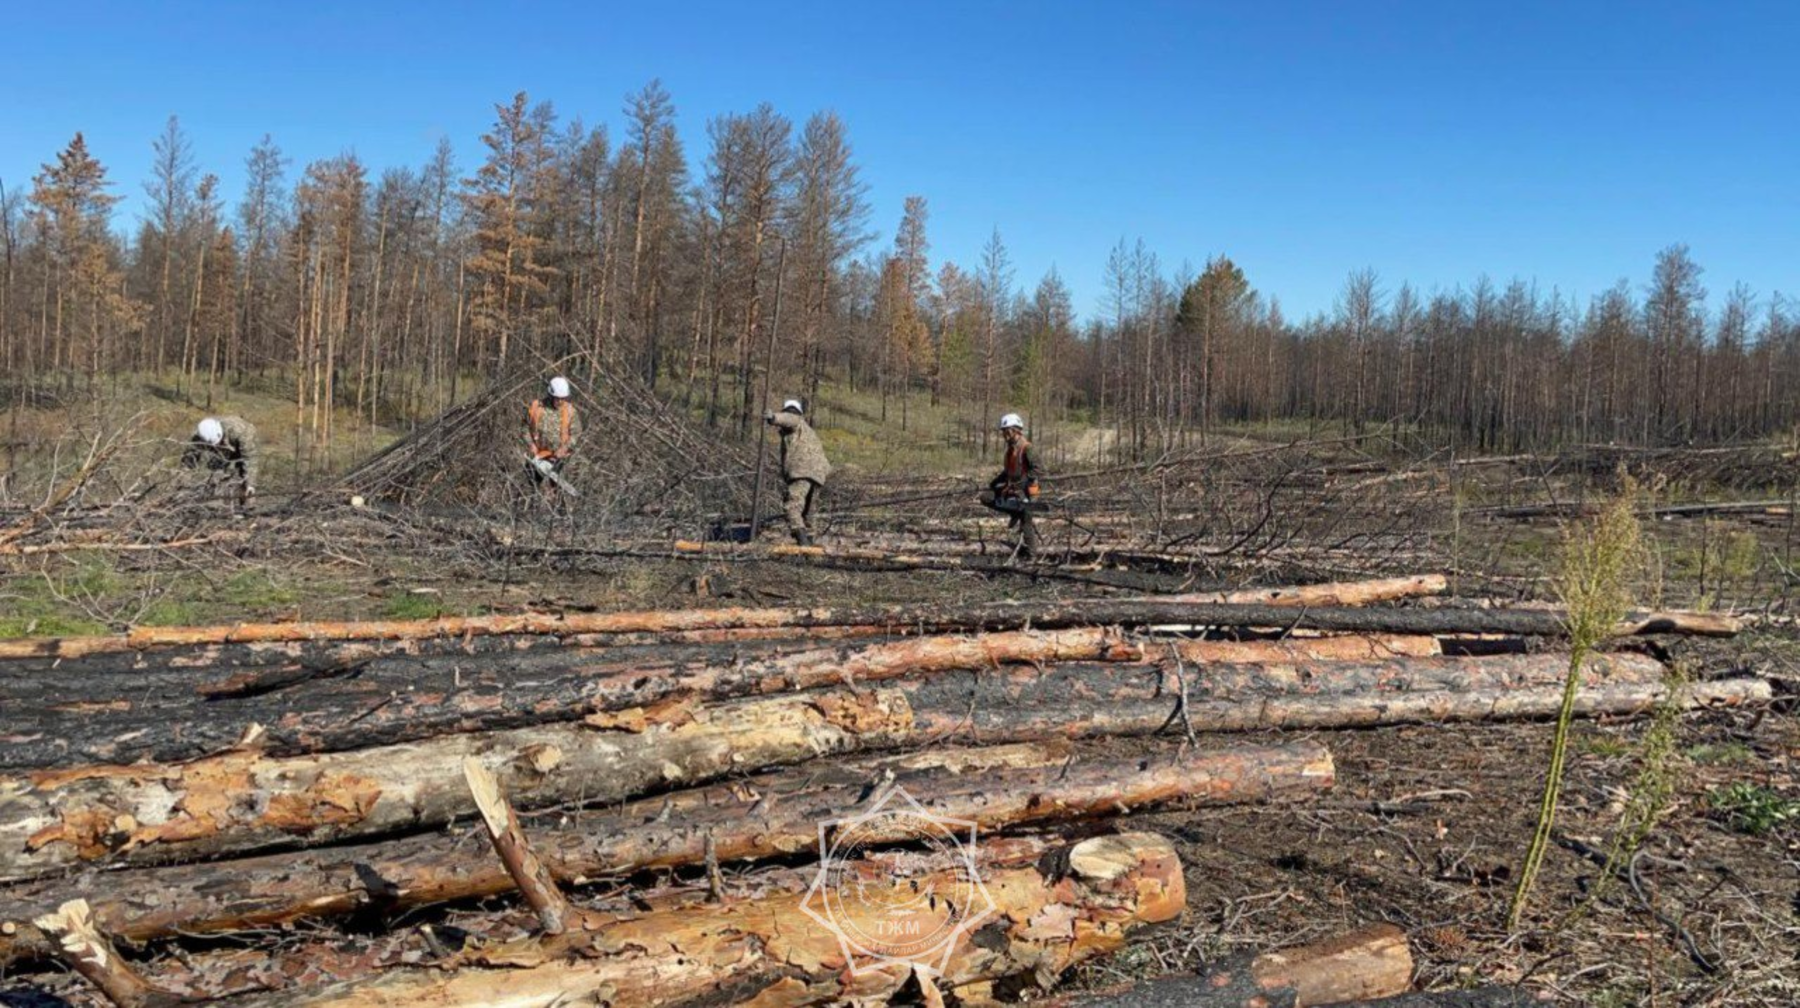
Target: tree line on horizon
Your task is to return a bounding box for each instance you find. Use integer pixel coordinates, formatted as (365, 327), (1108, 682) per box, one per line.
(2, 81), (1797, 471)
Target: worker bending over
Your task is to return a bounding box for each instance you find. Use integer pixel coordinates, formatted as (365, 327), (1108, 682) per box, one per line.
(525, 376), (582, 497)
(980, 412), (1040, 558)
(182, 415), (259, 509)
(763, 398), (831, 546)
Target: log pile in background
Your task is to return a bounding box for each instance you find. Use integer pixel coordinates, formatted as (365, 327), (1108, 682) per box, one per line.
(0, 576), (1765, 1006)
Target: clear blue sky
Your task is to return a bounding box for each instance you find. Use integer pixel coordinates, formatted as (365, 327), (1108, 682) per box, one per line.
(2, 0), (1794, 321)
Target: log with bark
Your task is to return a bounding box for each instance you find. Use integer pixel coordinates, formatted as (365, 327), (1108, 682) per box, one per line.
(0, 595), (1734, 673)
(0, 739), (1329, 964)
(186, 833), (1187, 1008)
(0, 650), (1762, 883)
(1, 626), (1141, 768)
(1050, 922), (1412, 1006)
(0, 629), (1440, 770)
(0, 575), (1451, 660)
(902, 657), (1765, 743)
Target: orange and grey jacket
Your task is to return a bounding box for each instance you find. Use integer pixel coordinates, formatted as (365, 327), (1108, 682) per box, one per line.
(991, 437), (1038, 498)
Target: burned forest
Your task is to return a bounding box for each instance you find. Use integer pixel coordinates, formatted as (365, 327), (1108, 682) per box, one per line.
(2, 66), (1799, 1008)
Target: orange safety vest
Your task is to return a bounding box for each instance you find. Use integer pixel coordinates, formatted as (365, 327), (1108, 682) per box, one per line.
(528, 399), (574, 459)
(1002, 439), (1038, 497)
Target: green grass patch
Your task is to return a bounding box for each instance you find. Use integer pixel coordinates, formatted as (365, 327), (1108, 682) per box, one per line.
(1707, 782), (1800, 835)
(1579, 734), (1632, 758)
(1687, 742), (1755, 766)
(381, 591), (448, 620)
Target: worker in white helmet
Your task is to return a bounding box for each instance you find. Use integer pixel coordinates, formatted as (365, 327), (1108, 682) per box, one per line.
(979, 412), (1040, 558)
(762, 398), (831, 546)
(181, 415), (260, 508)
(525, 376), (582, 497)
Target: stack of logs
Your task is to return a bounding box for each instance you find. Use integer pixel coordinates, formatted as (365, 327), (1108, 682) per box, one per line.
(0, 575), (1763, 1006)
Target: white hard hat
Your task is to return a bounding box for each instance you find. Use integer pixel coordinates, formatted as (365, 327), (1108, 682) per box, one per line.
(548, 376), (571, 399)
(998, 413), (1024, 431)
(196, 418), (224, 445)
(782, 399), (804, 414)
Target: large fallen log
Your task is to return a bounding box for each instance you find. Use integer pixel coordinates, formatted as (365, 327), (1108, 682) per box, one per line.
(194, 833), (1188, 1008)
(904, 663), (1767, 743)
(0, 690), (908, 882)
(0, 575), (1451, 660)
(1057, 922), (1412, 1006)
(1, 627), (1141, 768)
(0, 739), (1328, 963)
(0, 630), (1440, 770)
(0, 651), (1754, 883)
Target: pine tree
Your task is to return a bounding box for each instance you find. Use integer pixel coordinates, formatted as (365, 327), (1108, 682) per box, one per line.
(29, 133), (139, 382)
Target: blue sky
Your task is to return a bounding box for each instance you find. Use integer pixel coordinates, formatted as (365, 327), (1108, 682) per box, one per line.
(2, 0), (1794, 321)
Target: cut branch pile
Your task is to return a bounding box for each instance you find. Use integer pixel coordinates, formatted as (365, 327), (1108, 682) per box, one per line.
(0, 574), (1767, 1006)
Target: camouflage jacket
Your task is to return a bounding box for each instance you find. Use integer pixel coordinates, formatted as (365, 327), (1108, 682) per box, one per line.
(526, 399), (583, 460)
(768, 412), (831, 483)
(182, 415), (259, 488)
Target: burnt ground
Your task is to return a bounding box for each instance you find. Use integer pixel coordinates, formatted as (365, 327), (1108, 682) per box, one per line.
(3, 452), (1798, 1005)
(1070, 705), (1800, 1006)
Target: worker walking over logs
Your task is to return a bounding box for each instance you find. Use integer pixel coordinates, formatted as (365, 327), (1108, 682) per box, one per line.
(763, 398), (831, 546)
(525, 376), (582, 498)
(181, 415), (259, 509)
(980, 412), (1040, 559)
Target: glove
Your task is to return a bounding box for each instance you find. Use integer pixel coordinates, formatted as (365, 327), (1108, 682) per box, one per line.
(763, 411), (775, 424)
(534, 458), (554, 475)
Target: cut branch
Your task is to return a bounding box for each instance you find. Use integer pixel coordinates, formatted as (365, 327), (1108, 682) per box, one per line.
(461, 756), (573, 934)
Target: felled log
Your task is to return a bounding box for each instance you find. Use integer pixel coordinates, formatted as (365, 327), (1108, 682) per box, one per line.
(903, 660), (1766, 743)
(0, 623), (901, 679)
(0, 575), (1449, 661)
(1, 651), (1747, 882)
(1168, 634), (1441, 662)
(1344, 991), (1545, 1007)
(0, 691), (910, 882)
(197, 833), (1187, 1008)
(2, 627), (1139, 768)
(0, 740), (1325, 963)
(4, 629), (1439, 770)
(1049, 923), (1411, 1006)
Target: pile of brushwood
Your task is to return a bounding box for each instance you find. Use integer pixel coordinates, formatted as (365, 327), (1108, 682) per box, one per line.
(335, 360), (756, 536)
(0, 573), (1765, 1006)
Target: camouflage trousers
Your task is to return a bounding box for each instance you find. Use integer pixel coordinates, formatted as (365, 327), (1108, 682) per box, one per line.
(784, 478), (822, 538)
